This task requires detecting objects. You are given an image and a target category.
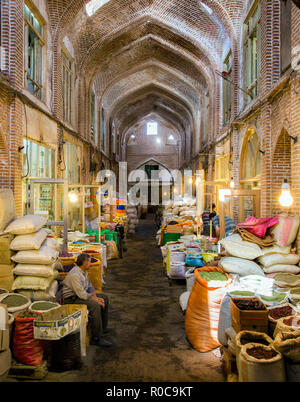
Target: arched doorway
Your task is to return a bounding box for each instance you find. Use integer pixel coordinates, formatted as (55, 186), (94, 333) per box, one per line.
(239, 129), (261, 218)
(272, 129), (292, 215)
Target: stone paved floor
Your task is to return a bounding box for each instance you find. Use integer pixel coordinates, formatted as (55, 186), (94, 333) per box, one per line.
(3, 215), (225, 382)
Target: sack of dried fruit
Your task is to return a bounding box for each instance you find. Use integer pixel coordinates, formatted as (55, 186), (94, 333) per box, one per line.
(273, 329), (300, 363)
(238, 343), (286, 382)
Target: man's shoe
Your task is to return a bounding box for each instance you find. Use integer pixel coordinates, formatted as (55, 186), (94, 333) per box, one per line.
(103, 326), (114, 334)
(90, 337), (113, 347)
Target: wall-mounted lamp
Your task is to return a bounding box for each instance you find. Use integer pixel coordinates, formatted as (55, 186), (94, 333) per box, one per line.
(289, 135), (298, 144)
(230, 177), (234, 189)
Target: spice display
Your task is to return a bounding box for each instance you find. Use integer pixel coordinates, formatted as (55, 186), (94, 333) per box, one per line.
(247, 346), (278, 360)
(230, 290), (255, 297)
(259, 292), (286, 302)
(30, 301), (59, 311)
(283, 317), (300, 327)
(240, 337), (270, 346)
(233, 299), (266, 311)
(269, 306), (294, 320)
(198, 271), (228, 282)
(1, 294), (30, 307)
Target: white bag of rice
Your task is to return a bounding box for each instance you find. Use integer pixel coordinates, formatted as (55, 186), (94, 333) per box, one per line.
(5, 214), (47, 235)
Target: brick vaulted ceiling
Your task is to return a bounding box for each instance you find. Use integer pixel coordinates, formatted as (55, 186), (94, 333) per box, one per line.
(46, 0), (248, 161)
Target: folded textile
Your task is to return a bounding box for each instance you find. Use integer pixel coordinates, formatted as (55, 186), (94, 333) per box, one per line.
(237, 216), (279, 238)
(234, 227), (276, 247)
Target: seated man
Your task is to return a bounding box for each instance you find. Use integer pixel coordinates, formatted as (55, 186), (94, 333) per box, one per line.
(63, 253), (113, 347)
(212, 215), (236, 239)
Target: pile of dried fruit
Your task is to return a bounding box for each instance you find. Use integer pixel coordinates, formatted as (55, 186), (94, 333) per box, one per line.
(247, 346), (277, 360)
(233, 298), (266, 311)
(269, 306), (294, 320)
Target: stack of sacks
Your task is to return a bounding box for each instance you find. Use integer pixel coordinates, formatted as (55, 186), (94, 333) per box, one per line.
(219, 233), (265, 277)
(0, 190), (17, 292)
(4, 215), (60, 302)
(163, 198), (197, 220)
(127, 206), (139, 234)
(259, 214), (300, 277)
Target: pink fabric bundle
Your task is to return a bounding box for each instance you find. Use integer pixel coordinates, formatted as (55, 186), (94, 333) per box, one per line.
(237, 216), (279, 238)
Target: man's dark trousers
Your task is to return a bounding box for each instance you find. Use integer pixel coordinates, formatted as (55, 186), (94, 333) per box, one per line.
(64, 293), (109, 339)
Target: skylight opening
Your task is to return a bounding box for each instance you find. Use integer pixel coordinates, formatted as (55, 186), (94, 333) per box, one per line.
(86, 0), (111, 17)
(147, 121), (158, 136)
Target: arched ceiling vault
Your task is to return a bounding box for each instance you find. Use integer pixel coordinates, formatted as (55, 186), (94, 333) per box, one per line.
(110, 85), (194, 131)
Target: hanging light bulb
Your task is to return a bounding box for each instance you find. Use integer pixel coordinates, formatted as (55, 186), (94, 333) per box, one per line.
(189, 177), (193, 184)
(279, 179), (293, 207)
(230, 177), (234, 189)
(68, 191), (79, 203)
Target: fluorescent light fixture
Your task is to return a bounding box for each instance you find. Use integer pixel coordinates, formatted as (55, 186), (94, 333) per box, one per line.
(199, 1), (213, 15)
(86, 0), (110, 16)
(219, 189), (231, 202)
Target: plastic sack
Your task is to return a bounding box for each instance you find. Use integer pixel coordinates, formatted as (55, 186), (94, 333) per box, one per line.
(44, 237), (61, 252)
(179, 291), (190, 312)
(11, 245), (59, 265)
(273, 315), (300, 338)
(263, 264), (300, 274)
(219, 257), (264, 276)
(258, 253), (300, 267)
(88, 257), (102, 292)
(12, 272), (58, 291)
(0, 293), (31, 313)
(13, 264), (54, 278)
(185, 253), (204, 267)
(185, 267), (232, 352)
(235, 331), (273, 362)
(169, 262), (185, 278)
(220, 236), (263, 260)
(0, 190), (16, 234)
(237, 216), (279, 239)
(10, 229), (48, 251)
(5, 215), (47, 235)
(13, 314), (44, 366)
(185, 268), (195, 291)
(238, 343), (286, 382)
(261, 244), (291, 255)
(273, 329), (300, 363)
(271, 214), (300, 247)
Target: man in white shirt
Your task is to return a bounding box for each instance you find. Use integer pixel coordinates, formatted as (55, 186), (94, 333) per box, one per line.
(63, 253), (113, 347)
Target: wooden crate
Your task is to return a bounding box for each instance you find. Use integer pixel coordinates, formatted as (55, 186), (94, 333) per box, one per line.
(230, 297), (268, 334)
(8, 360), (48, 380)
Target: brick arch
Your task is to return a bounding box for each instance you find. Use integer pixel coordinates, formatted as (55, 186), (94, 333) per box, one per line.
(271, 129), (292, 215)
(77, 14), (222, 76)
(92, 36), (210, 96)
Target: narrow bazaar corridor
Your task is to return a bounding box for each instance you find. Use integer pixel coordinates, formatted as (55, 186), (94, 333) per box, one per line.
(44, 215), (225, 382)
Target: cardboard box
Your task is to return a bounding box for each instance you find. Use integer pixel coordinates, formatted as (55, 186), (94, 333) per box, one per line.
(0, 264), (14, 275)
(0, 349), (11, 376)
(0, 233), (14, 251)
(0, 274), (14, 292)
(33, 304), (85, 341)
(230, 297), (268, 333)
(0, 250), (14, 265)
(166, 225), (183, 233)
(0, 304), (9, 352)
